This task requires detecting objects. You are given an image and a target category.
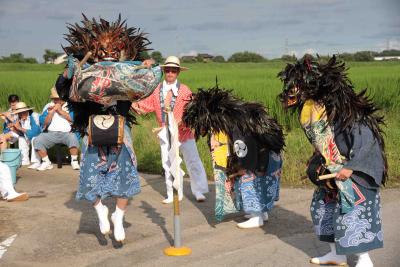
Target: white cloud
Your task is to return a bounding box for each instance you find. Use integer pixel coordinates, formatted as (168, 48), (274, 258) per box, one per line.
(303, 48), (316, 55)
(375, 39), (400, 51)
(288, 50), (298, 57)
(178, 50), (198, 57)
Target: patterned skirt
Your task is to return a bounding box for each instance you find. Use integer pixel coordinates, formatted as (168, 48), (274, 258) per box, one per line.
(310, 182), (383, 255)
(214, 151), (282, 221)
(76, 126), (141, 203)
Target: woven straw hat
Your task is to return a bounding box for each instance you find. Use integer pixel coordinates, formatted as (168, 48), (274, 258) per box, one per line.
(12, 102), (33, 114)
(50, 86), (60, 99)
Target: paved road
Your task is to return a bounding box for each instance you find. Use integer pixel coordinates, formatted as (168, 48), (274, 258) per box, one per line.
(1, 166), (399, 267)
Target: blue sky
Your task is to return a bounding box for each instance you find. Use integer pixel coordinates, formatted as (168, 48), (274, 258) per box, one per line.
(0, 0), (399, 61)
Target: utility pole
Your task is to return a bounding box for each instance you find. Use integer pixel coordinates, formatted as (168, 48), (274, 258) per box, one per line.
(285, 38), (289, 55)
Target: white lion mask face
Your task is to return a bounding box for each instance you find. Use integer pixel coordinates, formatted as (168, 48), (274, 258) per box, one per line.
(234, 140), (248, 158)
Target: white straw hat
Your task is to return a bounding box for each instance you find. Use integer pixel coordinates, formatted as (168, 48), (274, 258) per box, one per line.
(160, 56), (188, 71)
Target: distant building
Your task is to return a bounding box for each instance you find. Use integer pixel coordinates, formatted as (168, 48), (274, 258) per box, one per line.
(198, 53), (214, 59)
(197, 53), (214, 62)
(374, 56), (400, 61)
(180, 55), (197, 62)
(180, 53), (216, 62)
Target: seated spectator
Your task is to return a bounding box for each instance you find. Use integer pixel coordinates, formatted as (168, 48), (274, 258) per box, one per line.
(0, 161), (28, 201)
(31, 87), (80, 171)
(0, 95), (20, 152)
(10, 102), (41, 165)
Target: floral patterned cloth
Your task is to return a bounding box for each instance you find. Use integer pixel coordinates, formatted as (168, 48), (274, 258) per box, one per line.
(300, 99), (355, 214)
(76, 125), (140, 202)
(69, 59), (162, 106)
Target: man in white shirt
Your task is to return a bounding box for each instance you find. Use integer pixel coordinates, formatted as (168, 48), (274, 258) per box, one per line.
(132, 56), (209, 203)
(31, 87), (80, 171)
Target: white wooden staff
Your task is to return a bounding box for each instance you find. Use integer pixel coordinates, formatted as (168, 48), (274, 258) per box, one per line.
(163, 108), (191, 257)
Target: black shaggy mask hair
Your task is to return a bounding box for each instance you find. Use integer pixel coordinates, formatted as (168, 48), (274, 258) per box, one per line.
(278, 55), (387, 184)
(183, 87), (285, 154)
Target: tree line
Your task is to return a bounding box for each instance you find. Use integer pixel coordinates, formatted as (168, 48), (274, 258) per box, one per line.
(1, 49), (400, 64)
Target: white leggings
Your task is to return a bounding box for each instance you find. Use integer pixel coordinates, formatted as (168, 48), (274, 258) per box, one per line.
(0, 162), (19, 200)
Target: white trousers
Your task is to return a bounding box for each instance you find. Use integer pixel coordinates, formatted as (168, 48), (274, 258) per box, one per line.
(0, 162), (19, 200)
(30, 137), (41, 164)
(18, 137), (30, 164)
(160, 139), (209, 199)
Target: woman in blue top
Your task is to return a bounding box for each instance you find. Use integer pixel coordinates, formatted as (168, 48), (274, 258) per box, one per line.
(10, 102), (41, 165)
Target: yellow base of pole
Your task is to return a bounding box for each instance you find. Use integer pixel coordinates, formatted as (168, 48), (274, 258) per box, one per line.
(164, 246), (192, 256)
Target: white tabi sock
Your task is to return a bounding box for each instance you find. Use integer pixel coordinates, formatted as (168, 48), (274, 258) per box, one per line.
(94, 201), (110, 235)
(355, 252), (373, 267)
(310, 243), (347, 265)
(42, 156), (51, 163)
(111, 206), (126, 242)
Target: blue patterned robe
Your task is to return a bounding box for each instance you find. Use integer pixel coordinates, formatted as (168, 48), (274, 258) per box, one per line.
(309, 122), (384, 255)
(76, 125), (140, 202)
(211, 131), (282, 221)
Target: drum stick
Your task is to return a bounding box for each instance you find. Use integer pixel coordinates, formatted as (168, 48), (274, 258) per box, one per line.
(318, 173), (337, 180)
(78, 52), (92, 68)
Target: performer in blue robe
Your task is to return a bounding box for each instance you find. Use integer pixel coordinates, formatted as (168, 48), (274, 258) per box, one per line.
(278, 55), (387, 267)
(56, 14), (161, 243)
(183, 88), (285, 228)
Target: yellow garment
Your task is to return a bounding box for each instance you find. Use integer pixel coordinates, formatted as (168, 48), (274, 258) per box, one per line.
(211, 132), (229, 168)
(300, 99), (327, 127)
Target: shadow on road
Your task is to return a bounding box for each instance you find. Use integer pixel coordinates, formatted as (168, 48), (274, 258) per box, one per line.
(263, 205), (316, 258)
(143, 175), (217, 227)
(64, 192), (132, 248)
(139, 200), (173, 245)
(143, 175), (323, 258)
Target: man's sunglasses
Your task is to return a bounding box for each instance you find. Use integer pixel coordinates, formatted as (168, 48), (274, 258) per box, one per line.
(164, 68), (179, 73)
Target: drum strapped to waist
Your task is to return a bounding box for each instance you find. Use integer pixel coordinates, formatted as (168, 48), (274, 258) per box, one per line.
(88, 115), (125, 146)
(306, 153), (337, 190)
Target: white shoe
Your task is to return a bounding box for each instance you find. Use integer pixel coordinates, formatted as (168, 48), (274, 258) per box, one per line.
(237, 216), (264, 229)
(162, 195), (183, 204)
(162, 197), (173, 204)
(28, 162), (41, 169)
(37, 161), (53, 171)
(71, 160), (80, 170)
(21, 161), (30, 166)
(355, 253), (373, 267)
(194, 192), (206, 202)
(310, 243), (347, 265)
(245, 212), (269, 221)
(95, 204), (110, 235)
(111, 207), (125, 242)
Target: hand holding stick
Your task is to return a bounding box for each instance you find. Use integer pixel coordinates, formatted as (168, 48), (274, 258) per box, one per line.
(318, 173), (337, 180)
(78, 52), (92, 68)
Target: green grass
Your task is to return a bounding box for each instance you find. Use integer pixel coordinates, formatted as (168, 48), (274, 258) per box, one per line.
(1, 61), (399, 186)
